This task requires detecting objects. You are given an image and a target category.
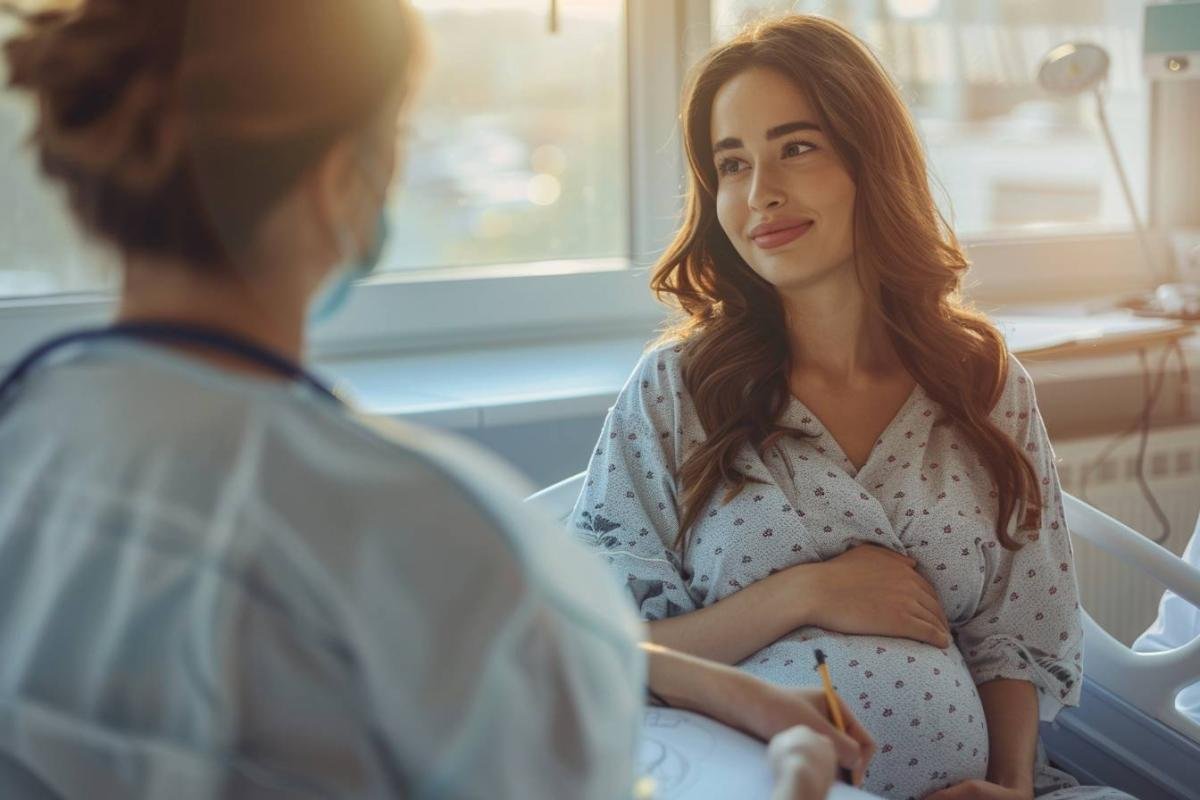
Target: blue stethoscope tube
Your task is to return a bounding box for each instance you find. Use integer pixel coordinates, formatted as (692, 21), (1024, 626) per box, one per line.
(0, 322), (340, 407)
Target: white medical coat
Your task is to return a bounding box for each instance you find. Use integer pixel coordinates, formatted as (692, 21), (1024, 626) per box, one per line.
(0, 339), (644, 799)
(1133, 520), (1200, 723)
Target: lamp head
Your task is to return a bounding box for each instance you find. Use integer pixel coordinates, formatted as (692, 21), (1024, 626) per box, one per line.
(1037, 42), (1110, 95)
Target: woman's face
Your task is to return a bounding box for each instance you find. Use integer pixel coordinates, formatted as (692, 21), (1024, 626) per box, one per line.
(710, 67), (856, 294)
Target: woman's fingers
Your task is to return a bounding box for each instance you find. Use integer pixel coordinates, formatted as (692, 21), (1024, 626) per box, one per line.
(893, 566), (951, 639)
(792, 701), (863, 772)
(908, 613), (951, 648)
(835, 694), (875, 756)
(883, 547), (919, 571)
(767, 727), (837, 800)
(828, 728), (864, 777)
(804, 693), (869, 781)
(909, 585), (951, 636)
(879, 550), (950, 632)
(906, 571), (950, 626)
(831, 695), (875, 785)
(862, 594), (948, 647)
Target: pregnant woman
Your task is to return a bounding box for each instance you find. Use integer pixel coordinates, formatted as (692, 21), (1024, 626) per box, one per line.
(572, 15), (1124, 800)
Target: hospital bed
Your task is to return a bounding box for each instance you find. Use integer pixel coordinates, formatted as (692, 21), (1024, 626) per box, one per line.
(529, 476), (1200, 800)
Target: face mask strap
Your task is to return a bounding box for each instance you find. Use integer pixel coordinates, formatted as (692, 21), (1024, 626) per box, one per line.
(323, 147), (387, 265)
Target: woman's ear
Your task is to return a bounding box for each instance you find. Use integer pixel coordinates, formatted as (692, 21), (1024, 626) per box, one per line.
(306, 137), (364, 259)
(359, 112), (404, 199)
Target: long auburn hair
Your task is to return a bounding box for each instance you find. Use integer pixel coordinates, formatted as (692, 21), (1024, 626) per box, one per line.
(652, 15), (1040, 554)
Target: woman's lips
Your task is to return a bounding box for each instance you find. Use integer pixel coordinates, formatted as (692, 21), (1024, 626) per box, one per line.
(750, 221), (813, 250)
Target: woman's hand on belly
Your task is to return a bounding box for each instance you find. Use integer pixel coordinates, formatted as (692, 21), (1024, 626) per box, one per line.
(804, 545), (951, 648)
(651, 544), (949, 664)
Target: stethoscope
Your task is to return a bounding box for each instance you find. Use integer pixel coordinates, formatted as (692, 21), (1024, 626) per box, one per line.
(0, 321), (341, 407)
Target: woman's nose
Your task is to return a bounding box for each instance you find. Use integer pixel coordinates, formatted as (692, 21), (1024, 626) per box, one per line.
(748, 167), (786, 212)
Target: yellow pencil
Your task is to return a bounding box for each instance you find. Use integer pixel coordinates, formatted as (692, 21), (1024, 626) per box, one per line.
(813, 648), (853, 784)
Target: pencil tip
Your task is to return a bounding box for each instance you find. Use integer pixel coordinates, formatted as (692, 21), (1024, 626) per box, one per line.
(814, 648), (826, 665)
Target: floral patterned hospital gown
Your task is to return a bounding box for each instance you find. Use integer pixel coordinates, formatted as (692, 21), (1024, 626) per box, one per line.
(571, 343), (1128, 800)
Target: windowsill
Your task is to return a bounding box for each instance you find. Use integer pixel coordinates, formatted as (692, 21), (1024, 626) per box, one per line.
(0, 230), (1158, 371)
(317, 332), (654, 430)
(318, 309), (1200, 433)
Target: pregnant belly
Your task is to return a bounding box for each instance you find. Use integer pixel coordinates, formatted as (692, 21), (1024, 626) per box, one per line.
(739, 628), (988, 800)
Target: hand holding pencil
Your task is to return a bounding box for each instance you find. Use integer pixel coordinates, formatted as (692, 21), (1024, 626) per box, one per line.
(766, 672), (876, 800)
(734, 665), (876, 790)
(640, 642), (875, 790)
(814, 648), (857, 786)
(768, 726), (840, 800)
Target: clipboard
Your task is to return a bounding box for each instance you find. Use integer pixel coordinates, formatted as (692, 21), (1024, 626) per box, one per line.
(994, 313), (1194, 360)
(635, 708), (881, 800)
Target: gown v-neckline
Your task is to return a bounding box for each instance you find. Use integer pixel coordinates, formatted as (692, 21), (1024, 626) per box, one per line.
(782, 382), (925, 478)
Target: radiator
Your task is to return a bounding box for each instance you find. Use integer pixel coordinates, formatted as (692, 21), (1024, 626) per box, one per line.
(1053, 426), (1200, 646)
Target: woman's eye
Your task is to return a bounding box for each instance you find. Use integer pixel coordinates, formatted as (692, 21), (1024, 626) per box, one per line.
(782, 140), (815, 158)
(717, 158), (746, 177)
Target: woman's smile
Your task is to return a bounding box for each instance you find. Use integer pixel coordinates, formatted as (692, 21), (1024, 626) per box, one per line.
(750, 218), (814, 250)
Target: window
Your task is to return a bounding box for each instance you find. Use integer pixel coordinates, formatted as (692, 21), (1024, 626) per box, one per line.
(0, 1), (628, 298)
(0, 1), (1175, 359)
(712, 0), (1150, 238)
(0, 14), (117, 299)
(384, 0), (627, 274)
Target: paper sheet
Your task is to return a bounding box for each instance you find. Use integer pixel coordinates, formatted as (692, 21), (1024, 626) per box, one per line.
(637, 708), (881, 800)
(993, 312), (1188, 356)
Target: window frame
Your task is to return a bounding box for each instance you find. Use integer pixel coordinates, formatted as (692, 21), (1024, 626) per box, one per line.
(0, 0), (1175, 368)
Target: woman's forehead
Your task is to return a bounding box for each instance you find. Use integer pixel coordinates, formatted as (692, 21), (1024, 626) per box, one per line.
(710, 67), (816, 144)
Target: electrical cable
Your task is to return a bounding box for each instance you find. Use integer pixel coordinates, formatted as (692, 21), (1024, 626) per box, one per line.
(1079, 344), (1182, 545)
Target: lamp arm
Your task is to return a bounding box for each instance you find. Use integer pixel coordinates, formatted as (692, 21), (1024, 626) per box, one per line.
(1093, 88), (1162, 284)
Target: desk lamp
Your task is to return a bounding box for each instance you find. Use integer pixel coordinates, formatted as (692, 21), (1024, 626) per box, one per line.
(1037, 43), (1163, 287)
(1039, 2), (1200, 319)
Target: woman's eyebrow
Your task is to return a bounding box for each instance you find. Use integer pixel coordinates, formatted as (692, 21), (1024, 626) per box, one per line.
(766, 120), (821, 140)
(713, 120), (823, 154)
(713, 137), (743, 154)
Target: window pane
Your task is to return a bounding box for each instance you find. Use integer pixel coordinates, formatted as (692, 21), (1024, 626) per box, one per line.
(711, 0), (1149, 237)
(0, 1), (627, 299)
(0, 15), (115, 299)
(383, 0), (627, 273)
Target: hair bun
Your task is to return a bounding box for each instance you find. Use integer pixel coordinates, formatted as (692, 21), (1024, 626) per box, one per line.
(47, 72), (183, 194)
(6, 1), (185, 195)
(5, 0), (419, 265)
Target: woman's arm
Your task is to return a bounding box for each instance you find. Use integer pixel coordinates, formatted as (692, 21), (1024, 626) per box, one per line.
(649, 544), (951, 665)
(648, 565), (822, 664)
(978, 679), (1037, 797)
(954, 356), (1084, 714)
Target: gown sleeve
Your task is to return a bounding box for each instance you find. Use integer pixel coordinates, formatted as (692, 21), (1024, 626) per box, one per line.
(955, 355), (1084, 721)
(569, 346), (701, 621)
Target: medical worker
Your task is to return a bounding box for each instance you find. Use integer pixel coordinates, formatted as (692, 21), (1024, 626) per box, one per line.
(1134, 520), (1200, 723)
(0, 1), (870, 797)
